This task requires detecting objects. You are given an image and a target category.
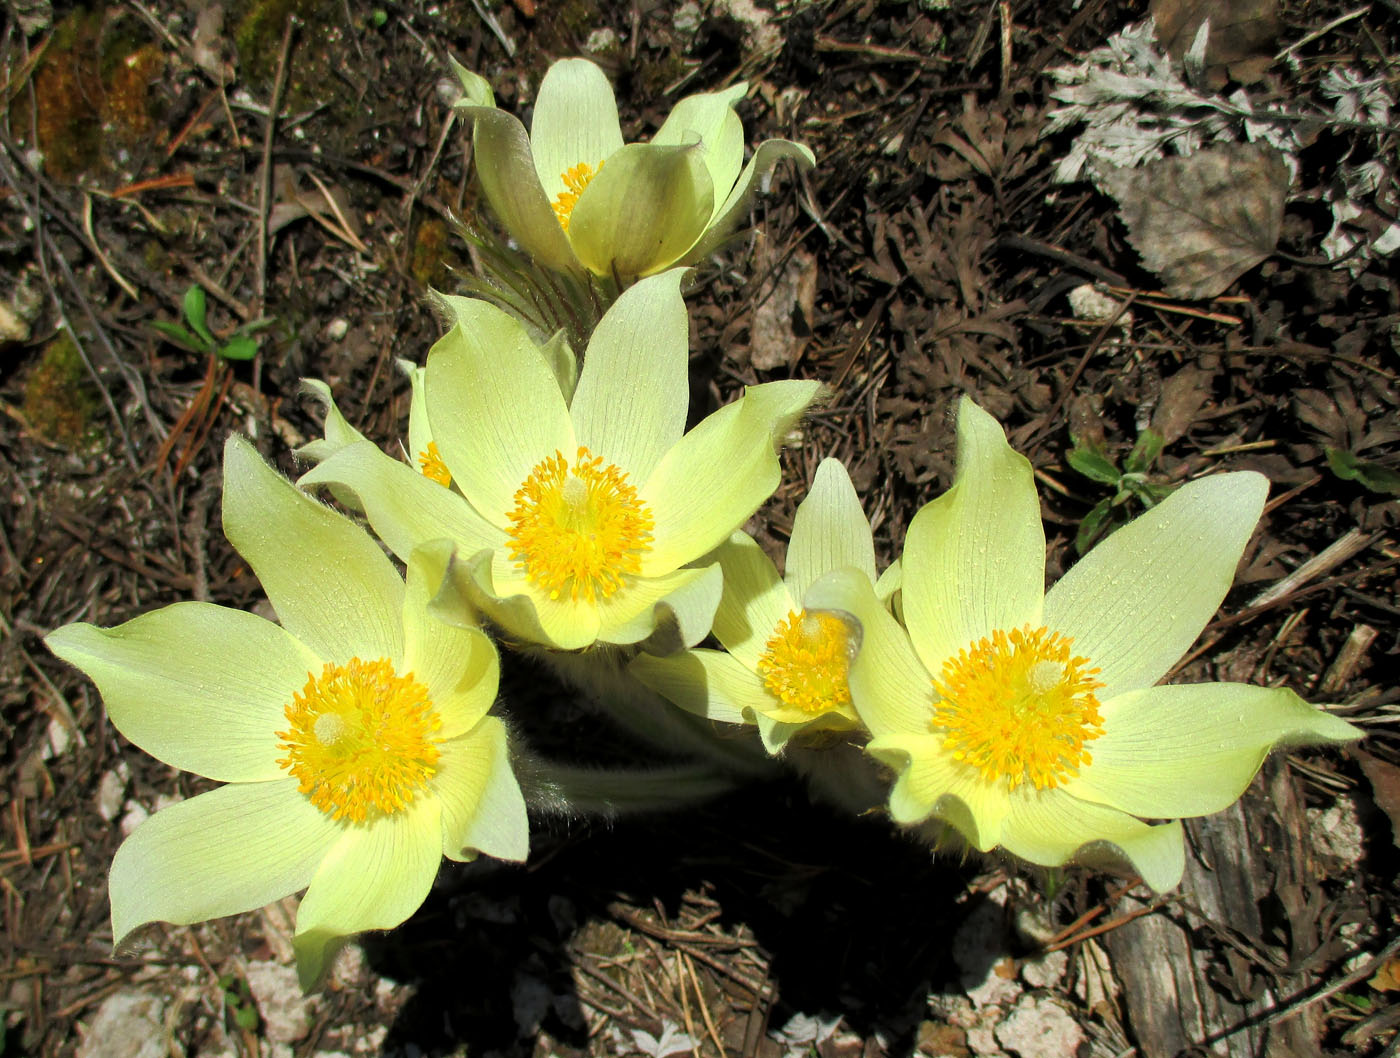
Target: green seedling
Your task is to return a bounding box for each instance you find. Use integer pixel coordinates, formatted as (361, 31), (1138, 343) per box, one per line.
(1325, 447), (1400, 496)
(216, 972), (260, 1033)
(1067, 426), (1175, 553)
(152, 285), (272, 361)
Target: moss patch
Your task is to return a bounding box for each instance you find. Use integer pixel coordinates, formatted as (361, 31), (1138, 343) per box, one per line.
(23, 334), (100, 448)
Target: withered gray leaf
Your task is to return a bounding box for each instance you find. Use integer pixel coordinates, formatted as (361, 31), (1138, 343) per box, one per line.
(1103, 143), (1289, 299)
(1150, 0), (1280, 86)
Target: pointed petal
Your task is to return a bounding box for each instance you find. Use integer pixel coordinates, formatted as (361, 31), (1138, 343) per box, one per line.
(447, 57), (494, 107)
(466, 106), (581, 273)
(804, 567), (932, 738)
(595, 564), (723, 649)
(651, 83), (747, 220)
(998, 789), (1187, 891)
(293, 796), (442, 989)
(902, 398), (1044, 676)
(299, 440), (503, 564)
(640, 379), (821, 573)
(297, 378), (368, 466)
(570, 269), (689, 485)
(47, 606), (314, 781)
(529, 58), (624, 198)
(785, 458), (877, 601)
(403, 542), (500, 738)
(629, 648), (761, 727)
(683, 138), (816, 262)
(569, 143), (714, 279)
(710, 531), (792, 671)
(1065, 683), (1361, 818)
(867, 732), (1011, 850)
(222, 436), (403, 665)
(539, 328), (579, 402)
(110, 780), (340, 946)
(1043, 472), (1268, 700)
(874, 557), (902, 604)
(398, 359), (432, 468)
(436, 717), (528, 863)
(427, 314), (575, 526)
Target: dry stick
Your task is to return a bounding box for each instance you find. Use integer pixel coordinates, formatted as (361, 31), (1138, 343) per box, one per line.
(1248, 528), (1378, 608)
(254, 16), (297, 397)
(682, 953), (727, 1057)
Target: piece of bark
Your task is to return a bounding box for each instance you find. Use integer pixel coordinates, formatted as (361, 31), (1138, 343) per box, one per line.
(1102, 762), (1324, 1058)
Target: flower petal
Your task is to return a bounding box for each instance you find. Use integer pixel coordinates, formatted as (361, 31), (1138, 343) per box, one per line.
(402, 542), (500, 738)
(47, 605), (315, 781)
(1065, 683), (1361, 818)
(629, 647), (766, 727)
(867, 732), (1011, 850)
(683, 138), (816, 262)
(479, 549), (602, 650)
(785, 458), (877, 602)
(1043, 472), (1268, 700)
(435, 717), (527, 863)
(529, 58), (624, 199)
(804, 567), (931, 738)
(466, 106), (580, 273)
(570, 269), (689, 485)
(641, 379), (821, 573)
(297, 378), (368, 467)
(292, 795), (442, 989)
(998, 788), (1187, 892)
(427, 313), (576, 526)
(651, 83), (747, 220)
(110, 780), (341, 947)
(399, 358), (432, 467)
(299, 440), (503, 563)
(569, 143), (714, 279)
(710, 531), (792, 671)
(902, 397), (1044, 676)
(596, 564), (724, 650)
(222, 436), (403, 665)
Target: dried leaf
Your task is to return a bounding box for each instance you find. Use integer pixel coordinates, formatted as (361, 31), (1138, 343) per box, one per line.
(1355, 749), (1400, 849)
(1150, 0), (1280, 87)
(1371, 958), (1400, 992)
(1103, 144), (1289, 299)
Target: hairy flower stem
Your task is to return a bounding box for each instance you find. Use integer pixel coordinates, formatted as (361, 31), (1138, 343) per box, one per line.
(514, 755), (737, 819)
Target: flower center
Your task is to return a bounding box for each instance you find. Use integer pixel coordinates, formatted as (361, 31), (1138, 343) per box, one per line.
(418, 441), (452, 487)
(757, 609), (855, 715)
(931, 625), (1105, 791)
(552, 161), (602, 231)
(505, 446), (654, 602)
(277, 658), (441, 822)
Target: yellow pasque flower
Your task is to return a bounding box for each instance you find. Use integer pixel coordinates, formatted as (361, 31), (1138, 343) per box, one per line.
(631, 458), (891, 753)
(300, 270), (821, 652)
(45, 437), (526, 988)
(807, 398), (1361, 890)
(453, 57), (814, 282)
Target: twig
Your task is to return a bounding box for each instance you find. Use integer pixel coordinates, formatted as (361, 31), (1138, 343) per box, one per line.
(1274, 6), (1373, 61)
(256, 15), (297, 395)
(1248, 528), (1377, 608)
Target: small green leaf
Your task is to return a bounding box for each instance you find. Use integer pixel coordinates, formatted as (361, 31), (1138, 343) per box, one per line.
(219, 335), (260, 361)
(1067, 443), (1121, 486)
(151, 321), (204, 352)
(233, 1003), (259, 1031)
(182, 286), (214, 346)
(1124, 428), (1164, 474)
(1326, 447), (1400, 496)
(1076, 496), (1116, 554)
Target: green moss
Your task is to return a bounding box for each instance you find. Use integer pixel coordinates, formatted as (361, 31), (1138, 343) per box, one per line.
(635, 51), (687, 97)
(410, 218), (462, 288)
(232, 0), (339, 100)
(23, 333), (100, 448)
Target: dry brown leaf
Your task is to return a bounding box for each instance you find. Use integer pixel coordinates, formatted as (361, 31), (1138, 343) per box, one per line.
(747, 247), (817, 371)
(1150, 0), (1280, 87)
(1371, 957), (1400, 992)
(1356, 748), (1400, 849)
(1103, 144), (1289, 300)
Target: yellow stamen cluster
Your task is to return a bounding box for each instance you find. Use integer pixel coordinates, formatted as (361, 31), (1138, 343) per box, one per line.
(552, 161), (602, 231)
(931, 625), (1105, 791)
(277, 658), (441, 822)
(418, 441), (452, 487)
(506, 446), (654, 602)
(757, 609), (855, 716)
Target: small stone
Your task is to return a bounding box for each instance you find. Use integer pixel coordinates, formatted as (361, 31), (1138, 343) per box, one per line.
(994, 996), (1084, 1058)
(324, 318), (349, 342)
(119, 801), (149, 837)
(75, 991), (166, 1058)
(916, 1020), (970, 1057)
(1067, 285), (1133, 329)
(246, 960), (315, 1043)
(97, 770), (127, 822)
(672, 0), (702, 34)
(1308, 798), (1364, 865)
